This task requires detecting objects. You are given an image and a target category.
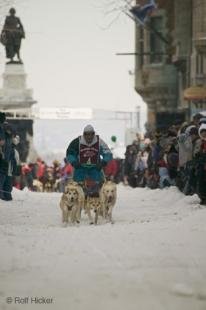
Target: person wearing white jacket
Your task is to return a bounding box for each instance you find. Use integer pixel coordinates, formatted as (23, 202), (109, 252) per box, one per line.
(178, 125), (199, 168)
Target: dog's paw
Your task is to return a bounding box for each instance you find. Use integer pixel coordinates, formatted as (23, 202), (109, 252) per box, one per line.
(62, 222), (68, 228)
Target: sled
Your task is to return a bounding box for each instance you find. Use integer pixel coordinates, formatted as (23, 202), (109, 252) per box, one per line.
(81, 179), (103, 198)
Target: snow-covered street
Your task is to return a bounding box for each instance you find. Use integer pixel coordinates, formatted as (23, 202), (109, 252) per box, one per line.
(0, 185), (206, 310)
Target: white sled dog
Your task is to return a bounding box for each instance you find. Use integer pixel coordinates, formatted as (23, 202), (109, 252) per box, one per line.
(60, 181), (85, 225)
(100, 180), (117, 224)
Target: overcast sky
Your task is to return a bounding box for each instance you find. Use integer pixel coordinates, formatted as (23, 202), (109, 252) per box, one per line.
(0, 0), (147, 154)
(0, 0), (146, 117)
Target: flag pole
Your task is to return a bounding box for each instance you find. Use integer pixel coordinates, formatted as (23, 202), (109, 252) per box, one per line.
(124, 9), (169, 45)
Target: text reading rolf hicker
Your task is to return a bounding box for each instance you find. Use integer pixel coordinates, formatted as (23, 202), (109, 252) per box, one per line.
(6, 296), (54, 304)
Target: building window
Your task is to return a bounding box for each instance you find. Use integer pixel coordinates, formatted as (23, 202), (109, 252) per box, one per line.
(149, 16), (164, 64)
(196, 53), (206, 85)
(196, 53), (204, 74)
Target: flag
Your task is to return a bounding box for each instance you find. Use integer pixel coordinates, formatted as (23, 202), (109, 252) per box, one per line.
(130, 0), (157, 25)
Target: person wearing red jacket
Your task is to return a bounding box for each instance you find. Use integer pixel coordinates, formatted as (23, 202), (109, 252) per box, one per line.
(104, 159), (118, 181)
(59, 159), (74, 192)
(36, 158), (45, 181)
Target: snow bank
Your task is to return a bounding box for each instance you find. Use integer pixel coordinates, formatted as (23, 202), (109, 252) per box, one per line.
(0, 186), (206, 310)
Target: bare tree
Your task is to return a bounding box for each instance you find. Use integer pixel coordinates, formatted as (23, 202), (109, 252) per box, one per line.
(96, 0), (135, 29)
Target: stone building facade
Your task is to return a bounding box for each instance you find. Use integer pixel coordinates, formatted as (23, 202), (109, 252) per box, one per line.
(134, 0), (206, 130)
(184, 0), (206, 114)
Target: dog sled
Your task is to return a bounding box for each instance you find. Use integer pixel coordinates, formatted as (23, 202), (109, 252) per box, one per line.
(80, 178), (103, 198)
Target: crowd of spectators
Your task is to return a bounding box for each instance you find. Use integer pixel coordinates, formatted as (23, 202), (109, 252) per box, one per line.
(123, 113), (206, 205)
(14, 158), (73, 193)
(1, 111), (206, 205)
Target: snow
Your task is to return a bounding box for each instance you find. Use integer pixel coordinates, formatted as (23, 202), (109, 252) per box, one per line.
(0, 185), (206, 310)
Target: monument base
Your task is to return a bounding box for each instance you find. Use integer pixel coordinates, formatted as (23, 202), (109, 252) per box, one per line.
(0, 63), (37, 162)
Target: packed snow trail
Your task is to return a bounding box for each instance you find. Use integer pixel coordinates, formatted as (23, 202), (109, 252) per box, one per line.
(0, 185), (206, 310)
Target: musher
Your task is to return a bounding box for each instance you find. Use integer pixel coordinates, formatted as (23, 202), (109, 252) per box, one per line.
(66, 125), (113, 195)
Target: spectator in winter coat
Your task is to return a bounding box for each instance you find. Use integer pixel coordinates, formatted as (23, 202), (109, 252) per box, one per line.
(0, 112), (6, 138)
(12, 135), (21, 189)
(66, 125), (112, 183)
(52, 160), (61, 180)
(21, 164), (33, 190)
(36, 158), (46, 181)
(192, 113), (203, 127)
(165, 143), (179, 180)
(178, 126), (199, 195)
(52, 162), (68, 193)
(61, 159), (73, 180)
(152, 139), (162, 163)
(58, 159), (73, 192)
(157, 157), (172, 188)
(0, 123), (16, 200)
(104, 158), (118, 181)
(0, 131), (6, 199)
(178, 125), (198, 168)
(198, 117), (206, 127)
(195, 124), (206, 205)
(124, 144), (137, 185)
(0, 112), (6, 199)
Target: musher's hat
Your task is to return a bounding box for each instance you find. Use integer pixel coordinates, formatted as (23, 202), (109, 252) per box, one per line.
(83, 124), (95, 133)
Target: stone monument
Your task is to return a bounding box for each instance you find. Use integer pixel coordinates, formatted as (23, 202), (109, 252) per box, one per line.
(0, 7), (25, 64)
(0, 64), (37, 162)
(0, 8), (38, 162)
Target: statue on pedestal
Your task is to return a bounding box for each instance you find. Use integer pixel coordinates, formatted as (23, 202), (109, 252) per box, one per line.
(0, 8), (25, 64)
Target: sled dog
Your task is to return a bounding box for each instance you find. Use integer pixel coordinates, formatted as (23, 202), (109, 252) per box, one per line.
(100, 180), (117, 223)
(32, 179), (43, 192)
(60, 181), (85, 225)
(85, 196), (102, 225)
(44, 181), (53, 192)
